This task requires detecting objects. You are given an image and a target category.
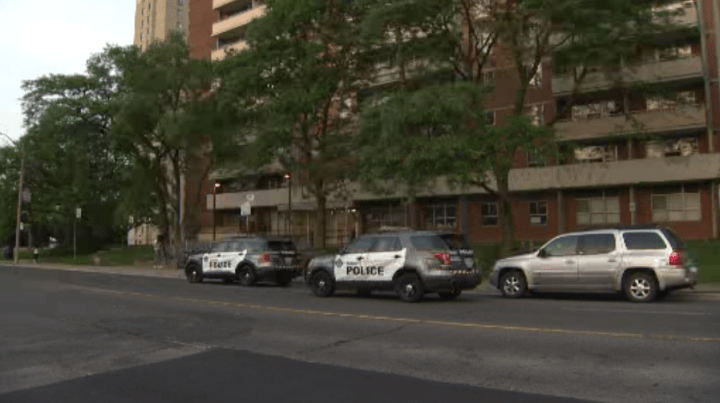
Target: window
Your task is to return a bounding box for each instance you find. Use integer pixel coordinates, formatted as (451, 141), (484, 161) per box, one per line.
(178, 0), (184, 5)
(623, 232), (667, 250)
(579, 234), (616, 255)
(527, 149), (546, 167)
(410, 235), (449, 251)
(485, 111), (495, 126)
(652, 185), (701, 222)
(647, 96), (676, 111)
(142, 9), (145, 17)
(365, 206), (403, 229)
(526, 104), (544, 126)
(177, 22), (184, 31)
(178, 9), (184, 20)
(529, 201), (547, 225)
(481, 202), (498, 226)
(244, 239), (267, 253)
(371, 237), (402, 252)
(677, 91), (697, 105)
(577, 195), (620, 225)
(542, 235), (578, 257)
(571, 101), (620, 120)
(659, 44), (693, 61)
(345, 237), (374, 253)
(574, 145), (618, 163)
(481, 70), (495, 86)
(141, 32), (145, 41)
(426, 203), (456, 228)
(646, 137), (698, 158)
(142, 20), (145, 29)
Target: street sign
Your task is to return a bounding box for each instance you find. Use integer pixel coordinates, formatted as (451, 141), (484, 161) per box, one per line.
(241, 202), (251, 216)
(22, 189), (31, 203)
(247, 194), (255, 202)
(19, 223), (24, 231)
(129, 216), (134, 224)
(76, 207), (82, 219)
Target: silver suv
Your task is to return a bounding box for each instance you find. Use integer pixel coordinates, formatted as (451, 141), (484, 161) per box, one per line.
(489, 225), (698, 302)
(306, 231), (481, 302)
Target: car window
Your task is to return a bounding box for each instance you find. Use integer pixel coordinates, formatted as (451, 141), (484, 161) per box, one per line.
(411, 235), (449, 251)
(623, 232), (667, 250)
(440, 233), (470, 250)
(659, 228), (684, 250)
(345, 237), (374, 253)
(268, 240), (295, 251)
(371, 236), (402, 252)
(244, 239), (267, 253)
(211, 242), (230, 253)
(579, 234), (616, 255)
(228, 241), (244, 251)
(541, 235), (578, 257)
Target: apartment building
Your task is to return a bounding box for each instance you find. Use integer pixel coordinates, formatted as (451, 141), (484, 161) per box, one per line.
(134, 0), (190, 50)
(187, 0), (720, 246)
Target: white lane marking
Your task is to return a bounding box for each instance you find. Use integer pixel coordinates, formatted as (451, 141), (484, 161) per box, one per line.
(564, 307), (713, 316)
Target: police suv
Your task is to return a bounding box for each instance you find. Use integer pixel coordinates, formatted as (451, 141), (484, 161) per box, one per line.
(184, 236), (303, 286)
(305, 230), (481, 302)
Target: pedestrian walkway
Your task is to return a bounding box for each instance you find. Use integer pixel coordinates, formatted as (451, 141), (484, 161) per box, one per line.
(4, 260), (184, 280)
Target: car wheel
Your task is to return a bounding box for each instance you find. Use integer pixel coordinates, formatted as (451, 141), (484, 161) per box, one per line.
(499, 270), (527, 298)
(311, 270), (335, 297)
(438, 289), (462, 301)
(395, 273), (425, 303)
(237, 265), (257, 287)
(624, 272), (658, 303)
(185, 265), (203, 284)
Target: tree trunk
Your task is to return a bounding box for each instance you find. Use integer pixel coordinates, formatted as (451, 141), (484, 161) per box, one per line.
(313, 180), (327, 249)
(496, 175), (515, 254)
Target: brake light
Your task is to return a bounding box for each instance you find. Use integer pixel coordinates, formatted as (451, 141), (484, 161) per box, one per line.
(669, 251), (683, 267)
(260, 253), (271, 264)
(433, 253), (451, 265)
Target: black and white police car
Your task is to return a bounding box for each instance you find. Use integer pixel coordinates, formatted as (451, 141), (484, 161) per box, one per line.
(305, 230), (481, 302)
(184, 236), (303, 286)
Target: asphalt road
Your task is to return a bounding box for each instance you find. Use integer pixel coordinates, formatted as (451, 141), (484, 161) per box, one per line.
(1, 267), (718, 403)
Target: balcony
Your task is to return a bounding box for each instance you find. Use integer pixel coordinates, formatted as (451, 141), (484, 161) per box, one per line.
(212, 40), (249, 61)
(212, 4), (267, 38)
(552, 56), (703, 95)
(510, 153), (720, 191)
(555, 105), (707, 141)
(207, 188), (288, 210)
(654, 1), (698, 27)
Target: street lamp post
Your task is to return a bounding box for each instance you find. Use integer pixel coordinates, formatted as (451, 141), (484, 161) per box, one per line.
(284, 173), (292, 238)
(212, 182), (220, 242)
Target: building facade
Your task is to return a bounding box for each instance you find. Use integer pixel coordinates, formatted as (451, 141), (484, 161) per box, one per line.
(186, 0), (720, 247)
(134, 0), (190, 51)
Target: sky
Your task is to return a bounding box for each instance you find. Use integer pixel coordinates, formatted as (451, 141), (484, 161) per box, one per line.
(0, 0), (135, 142)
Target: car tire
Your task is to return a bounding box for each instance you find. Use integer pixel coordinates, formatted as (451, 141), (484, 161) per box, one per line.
(310, 270), (335, 297)
(624, 272), (658, 303)
(499, 270), (527, 298)
(438, 289), (462, 301)
(395, 273), (425, 303)
(185, 265), (203, 284)
(238, 265), (257, 287)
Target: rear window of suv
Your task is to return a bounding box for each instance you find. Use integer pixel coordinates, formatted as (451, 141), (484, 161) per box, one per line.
(622, 232), (667, 250)
(659, 228), (685, 250)
(411, 235), (450, 251)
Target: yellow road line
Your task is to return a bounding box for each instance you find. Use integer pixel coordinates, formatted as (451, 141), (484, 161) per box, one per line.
(80, 286), (720, 344)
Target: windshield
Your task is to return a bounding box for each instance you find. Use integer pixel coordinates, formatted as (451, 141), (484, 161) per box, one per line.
(411, 235), (450, 251)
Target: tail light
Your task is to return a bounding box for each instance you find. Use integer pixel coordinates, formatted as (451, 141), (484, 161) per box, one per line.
(433, 253), (451, 265)
(260, 253), (271, 264)
(669, 251), (683, 267)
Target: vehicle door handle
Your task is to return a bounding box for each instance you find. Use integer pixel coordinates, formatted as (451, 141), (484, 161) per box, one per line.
(394, 255), (401, 259)
(565, 260), (575, 265)
(608, 259), (617, 263)
(357, 257), (364, 261)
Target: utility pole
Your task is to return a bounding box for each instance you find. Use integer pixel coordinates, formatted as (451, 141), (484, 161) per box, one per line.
(212, 182), (220, 241)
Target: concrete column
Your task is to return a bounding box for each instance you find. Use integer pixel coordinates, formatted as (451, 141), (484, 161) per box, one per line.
(557, 190), (565, 233)
(459, 196), (470, 237)
(629, 186), (636, 225)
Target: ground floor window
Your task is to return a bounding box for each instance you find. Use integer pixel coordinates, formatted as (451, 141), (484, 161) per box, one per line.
(529, 201), (547, 225)
(427, 202), (457, 228)
(481, 202), (498, 226)
(652, 185), (701, 222)
(576, 193), (620, 225)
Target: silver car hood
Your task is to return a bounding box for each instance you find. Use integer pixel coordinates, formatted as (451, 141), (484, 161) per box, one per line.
(497, 252), (536, 264)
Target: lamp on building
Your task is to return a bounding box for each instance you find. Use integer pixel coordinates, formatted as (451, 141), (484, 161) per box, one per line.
(284, 173), (292, 237)
(213, 182), (221, 242)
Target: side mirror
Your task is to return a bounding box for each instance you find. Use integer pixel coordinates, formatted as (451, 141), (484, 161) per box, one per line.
(337, 248), (345, 255)
(537, 248), (547, 258)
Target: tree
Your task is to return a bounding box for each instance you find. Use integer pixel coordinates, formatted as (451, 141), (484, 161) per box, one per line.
(357, 0), (681, 251)
(109, 32), (215, 259)
(214, 0), (372, 248)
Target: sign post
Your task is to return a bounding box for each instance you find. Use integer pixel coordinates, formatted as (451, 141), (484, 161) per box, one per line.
(74, 207), (81, 260)
(241, 201), (251, 234)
